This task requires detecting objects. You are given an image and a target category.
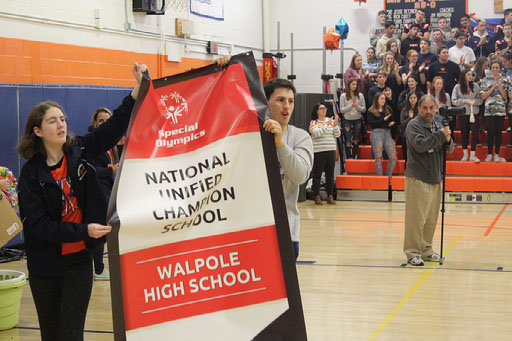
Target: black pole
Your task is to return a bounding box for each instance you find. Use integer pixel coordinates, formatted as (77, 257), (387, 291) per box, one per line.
(439, 143), (447, 265)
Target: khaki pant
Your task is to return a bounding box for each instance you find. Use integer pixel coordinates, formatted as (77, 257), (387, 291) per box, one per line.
(404, 177), (442, 260)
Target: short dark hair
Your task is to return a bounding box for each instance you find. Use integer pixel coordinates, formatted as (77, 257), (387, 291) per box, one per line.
(385, 21), (395, 29)
(433, 28), (442, 34)
(311, 102), (330, 121)
(420, 37), (431, 46)
(263, 78), (296, 100)
(505, 8), (512, 16)
(437, 45), (449, 56)
(437, 16), (447, 21)
(460, 14), (470, 20)
(417, 8), (425, 14)
(378, 10), (386, 16)
(410, 23), (420, 30)
(454, 31), (466, 40)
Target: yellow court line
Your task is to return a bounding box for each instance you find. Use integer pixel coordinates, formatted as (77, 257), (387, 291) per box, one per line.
(367, 236), (461, 341)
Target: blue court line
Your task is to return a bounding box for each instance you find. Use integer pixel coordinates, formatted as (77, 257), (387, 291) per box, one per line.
(297, 261), (509, 272)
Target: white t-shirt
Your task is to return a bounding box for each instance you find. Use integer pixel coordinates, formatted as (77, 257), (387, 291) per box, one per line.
(448, 45), (476, 70)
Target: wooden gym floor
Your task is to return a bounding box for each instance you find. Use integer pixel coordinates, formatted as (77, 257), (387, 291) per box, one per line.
(1, 200), (511, 340)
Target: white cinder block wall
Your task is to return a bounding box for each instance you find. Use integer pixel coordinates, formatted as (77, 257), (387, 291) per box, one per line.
(268, 0), (511, 93)
(0, 0), (263, 62)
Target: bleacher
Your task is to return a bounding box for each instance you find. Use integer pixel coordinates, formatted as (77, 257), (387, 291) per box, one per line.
(336, 121), (512, 203)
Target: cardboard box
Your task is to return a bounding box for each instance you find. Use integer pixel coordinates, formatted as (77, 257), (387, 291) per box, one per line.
(0, 193), (23, 247)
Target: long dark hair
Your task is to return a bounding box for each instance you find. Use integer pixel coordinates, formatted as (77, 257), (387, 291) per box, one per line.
(459, 69), (475, 95)
(310, 102), (330, 121)
(17, 101), (76, 160)
(386, 39), (403, 64)
(404, 92), (419, 116)
(370, 92), (391, 117)
(345, 78), (359, 100)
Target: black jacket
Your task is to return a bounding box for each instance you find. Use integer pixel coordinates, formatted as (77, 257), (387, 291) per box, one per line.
(18, 95), (135, 277)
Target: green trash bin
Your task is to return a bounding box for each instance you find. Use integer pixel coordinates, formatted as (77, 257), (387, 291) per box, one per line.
(0, 270), (26, 330)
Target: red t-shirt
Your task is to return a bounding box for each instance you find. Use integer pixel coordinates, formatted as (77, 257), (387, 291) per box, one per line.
(50, 156), (86, 255)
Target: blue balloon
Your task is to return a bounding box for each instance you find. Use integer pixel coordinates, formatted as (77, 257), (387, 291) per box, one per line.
(335, 18), (349, 40)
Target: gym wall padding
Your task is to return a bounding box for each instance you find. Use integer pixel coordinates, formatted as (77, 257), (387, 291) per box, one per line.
(0, 84), (132, 177)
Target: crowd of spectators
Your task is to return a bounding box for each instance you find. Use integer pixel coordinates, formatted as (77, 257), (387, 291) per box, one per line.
(342, 8), (512, 169)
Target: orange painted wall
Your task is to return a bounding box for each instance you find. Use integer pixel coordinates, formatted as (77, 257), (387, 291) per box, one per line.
(0, 36), (263, 86)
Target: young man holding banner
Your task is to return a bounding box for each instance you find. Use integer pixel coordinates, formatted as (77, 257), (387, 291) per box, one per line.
(216, 56), (314, 260)
(262, 79), (314, 260)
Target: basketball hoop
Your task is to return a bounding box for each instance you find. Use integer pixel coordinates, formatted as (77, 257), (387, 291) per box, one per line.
(354, 0), (367, 5)
(166, 0), (188, 12)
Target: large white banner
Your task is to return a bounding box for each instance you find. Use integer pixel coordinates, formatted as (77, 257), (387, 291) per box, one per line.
(190, 0), (224, 20)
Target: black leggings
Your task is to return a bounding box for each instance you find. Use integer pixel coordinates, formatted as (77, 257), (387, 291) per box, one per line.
(312, 150), (336, 196)
(92, 243), (105, 275)
(459, 115), (479, 150)
(486, 116), (505, 154)
(29, 259), (93, 341)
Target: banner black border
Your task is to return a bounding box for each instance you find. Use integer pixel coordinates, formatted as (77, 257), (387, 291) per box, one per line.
(107, 52), (307, 340)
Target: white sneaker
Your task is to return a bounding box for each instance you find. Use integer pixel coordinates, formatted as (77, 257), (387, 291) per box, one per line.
(470, 154), (480, 163)
(461, 155), (469, 161)
(484, 154), (493, 162)
(493, 155), (507, 162)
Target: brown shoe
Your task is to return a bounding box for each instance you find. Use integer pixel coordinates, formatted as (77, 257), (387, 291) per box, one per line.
(327, 195), (336, 205)
(314, 196), (323, 205)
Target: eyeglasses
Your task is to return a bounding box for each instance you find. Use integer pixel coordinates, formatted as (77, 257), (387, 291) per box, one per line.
(318, 107), (327, 110)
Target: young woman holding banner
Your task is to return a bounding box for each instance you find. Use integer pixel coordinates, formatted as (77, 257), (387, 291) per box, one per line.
(17, 62), (146, 341)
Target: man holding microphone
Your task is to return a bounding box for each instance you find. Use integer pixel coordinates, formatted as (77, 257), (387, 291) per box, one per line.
(403, 95), (454, 266)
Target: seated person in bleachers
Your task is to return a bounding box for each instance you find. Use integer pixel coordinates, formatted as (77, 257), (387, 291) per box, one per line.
(370, 10), (388, 48)
(398, 75), (425, 111)
(418, 38), (438, 71)
(401, 8), (430, 41)
(386, 39), (404, 65)
(445, 27), (460, 48)
(376, 21), (399, 60)
(452, 69), (483, 162)
(449, 31), (476, 71)
(430, 29), (445, 55)
(469, 19), (492, 59)
(495, 23), (512, 56)
(345, 54), (371, 108)
(363, 47), (382, 80)
(379, 51), (403, 103)
(400, 92), (419, 164)
(400, 50), (427, 92)
(401, 24), (421, 59)
(436, 16), (451, 42)
(459, 14), (474, 39)
(368, 92), (397, 176)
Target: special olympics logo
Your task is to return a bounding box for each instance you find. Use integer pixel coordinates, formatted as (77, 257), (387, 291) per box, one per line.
(160, 92), (188, 124)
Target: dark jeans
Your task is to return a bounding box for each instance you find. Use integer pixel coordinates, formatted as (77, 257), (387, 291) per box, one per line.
(312, 150), (336, 196)
(486, 116), (505, 154)
(29, 259), (93, 341)
(92, 243), (105, 275)
(293, 242), (299, 260)
(459, 115), (479, 150)
(342, 118), (363, 158)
